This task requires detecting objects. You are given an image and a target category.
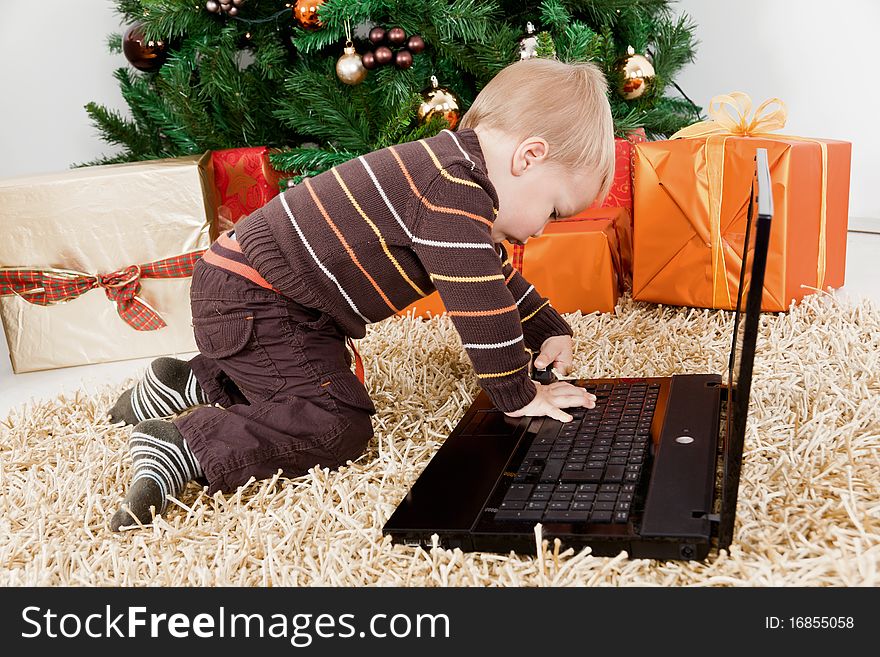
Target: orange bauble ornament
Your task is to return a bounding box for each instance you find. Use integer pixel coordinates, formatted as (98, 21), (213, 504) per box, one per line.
(293, 0), (325, 30)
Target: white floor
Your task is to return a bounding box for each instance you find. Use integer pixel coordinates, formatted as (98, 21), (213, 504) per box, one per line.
(2, 231), (879, 422)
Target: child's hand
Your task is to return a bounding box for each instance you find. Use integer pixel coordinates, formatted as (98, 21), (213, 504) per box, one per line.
(534, 335), (575, 376)
(504, 380), (596, 423)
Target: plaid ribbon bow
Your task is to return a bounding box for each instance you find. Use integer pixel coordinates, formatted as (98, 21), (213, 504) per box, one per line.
(0, 250), (205, 331)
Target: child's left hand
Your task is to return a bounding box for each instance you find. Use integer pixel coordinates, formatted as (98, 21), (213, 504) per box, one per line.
(534, 335), (575, 376)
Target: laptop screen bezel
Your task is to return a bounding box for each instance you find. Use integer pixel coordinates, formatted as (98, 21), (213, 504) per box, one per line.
(718, 148), (773, 549)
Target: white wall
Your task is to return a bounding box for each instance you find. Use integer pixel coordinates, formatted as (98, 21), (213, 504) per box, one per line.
(0, 1), (127, 174)
(674, 0), (879, 221)
(0, 0), (877, 219)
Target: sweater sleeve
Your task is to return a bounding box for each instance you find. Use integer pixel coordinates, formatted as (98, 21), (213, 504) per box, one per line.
(496, 242), (574, 352)
(410, 166), (537, 413)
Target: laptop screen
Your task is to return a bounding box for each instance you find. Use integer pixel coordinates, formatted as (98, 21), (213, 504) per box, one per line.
(719, 148), (773, 549)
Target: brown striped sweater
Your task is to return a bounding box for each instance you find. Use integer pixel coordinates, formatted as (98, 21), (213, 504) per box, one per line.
(234, 128), (573, 412)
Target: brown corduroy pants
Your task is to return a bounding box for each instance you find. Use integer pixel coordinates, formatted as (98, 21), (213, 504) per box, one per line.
(175, 260), (376, 495)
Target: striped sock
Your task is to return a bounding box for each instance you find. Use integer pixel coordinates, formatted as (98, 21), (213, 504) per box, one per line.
(109, 357), (209, 425)
(110, 419), (203, 531)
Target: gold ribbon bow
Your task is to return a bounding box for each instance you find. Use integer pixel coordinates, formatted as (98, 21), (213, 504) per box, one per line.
(671, 92), (829, 308)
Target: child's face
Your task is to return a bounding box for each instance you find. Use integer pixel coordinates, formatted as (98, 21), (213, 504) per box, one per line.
(485, 135), (602, 246)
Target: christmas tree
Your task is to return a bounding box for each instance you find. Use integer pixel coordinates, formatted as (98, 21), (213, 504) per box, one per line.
(87, 0), (700, 181)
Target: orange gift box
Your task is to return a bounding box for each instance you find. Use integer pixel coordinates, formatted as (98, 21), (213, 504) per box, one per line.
(398, 206), (632, 318)
(632, 93), (851, 312)
(592, 128), (647, 211)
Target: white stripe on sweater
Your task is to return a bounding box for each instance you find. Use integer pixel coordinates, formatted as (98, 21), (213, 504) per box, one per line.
(358, 156), (495, 251)
(279, 192), (371, 324)
(516, 285), (535, 306)
(444, 130), (476, 170)
(462, 334), (524, 350)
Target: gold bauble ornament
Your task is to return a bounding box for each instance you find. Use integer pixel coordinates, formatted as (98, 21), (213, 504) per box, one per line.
(618, 45), (655, 100)
(336, 43), (367, 85)
(418, 76), (461, 129)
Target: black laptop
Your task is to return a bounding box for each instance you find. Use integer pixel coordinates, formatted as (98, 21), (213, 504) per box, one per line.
(383, 148), (774, 561)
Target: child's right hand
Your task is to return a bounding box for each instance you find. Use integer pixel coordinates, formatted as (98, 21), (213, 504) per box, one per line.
(504, 381), (596, 423)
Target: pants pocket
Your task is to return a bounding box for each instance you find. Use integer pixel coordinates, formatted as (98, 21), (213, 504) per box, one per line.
(193, 311), (254, 359)
(192, 310), (284, 402)
(321, 368), (376, 415)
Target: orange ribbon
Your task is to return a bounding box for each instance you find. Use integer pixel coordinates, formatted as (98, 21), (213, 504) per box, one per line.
(671, 92), (829, 307)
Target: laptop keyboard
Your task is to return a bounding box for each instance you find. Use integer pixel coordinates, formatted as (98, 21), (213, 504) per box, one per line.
(494, 382), (659, 524)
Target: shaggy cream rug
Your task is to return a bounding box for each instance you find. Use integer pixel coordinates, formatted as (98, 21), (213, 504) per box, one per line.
(1, 292), (878, 586)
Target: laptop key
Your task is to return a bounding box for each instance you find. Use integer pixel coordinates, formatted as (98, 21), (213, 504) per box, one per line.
(604, 465), (625, 482)
(597, 492), (618, 502)
(543, 510), (590, 523)
(590, 511), (613, 523)
(560, 468), (603, 483)
(540, 459), (566, 482)
(504, 484), (533, 501)
(594, 501), (616, 511)
(499, 500), (527, 510)
(613, 511), (629, 523)
(495, 510), (544, 522)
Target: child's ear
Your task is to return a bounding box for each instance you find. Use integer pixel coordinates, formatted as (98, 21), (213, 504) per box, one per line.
(513, 137), (549, 174)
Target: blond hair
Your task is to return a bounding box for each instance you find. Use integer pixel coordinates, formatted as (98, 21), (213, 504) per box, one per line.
(459, 58), (616, 204)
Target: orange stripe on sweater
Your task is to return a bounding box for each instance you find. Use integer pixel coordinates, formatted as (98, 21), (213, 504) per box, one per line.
(388, 147), (493, 229)
(446, 304), (517, 318)
(303, 178), (400, 314)
(202, 249), (277, 291)
(216, 231), (242, 252)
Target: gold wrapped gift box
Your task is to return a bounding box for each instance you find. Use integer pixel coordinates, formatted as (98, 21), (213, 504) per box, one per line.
(0, 154), (214, 373)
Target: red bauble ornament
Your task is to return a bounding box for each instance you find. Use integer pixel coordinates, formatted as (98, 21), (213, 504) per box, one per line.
(374, 46), (393, 65)
(387, 26), (407, 46)
(122, 23), (167, 72)
(368, 26), (386, 44)
(406, 35), (425, 54)
(361, 50), (377, 70)
(395, 49), (413, 69)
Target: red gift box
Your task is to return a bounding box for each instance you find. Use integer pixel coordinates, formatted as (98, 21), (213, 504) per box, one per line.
(591, 128), (647, 212)
(209, 147), (282, 238)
